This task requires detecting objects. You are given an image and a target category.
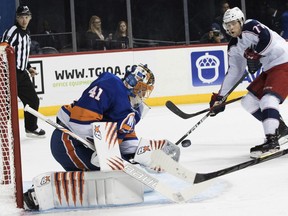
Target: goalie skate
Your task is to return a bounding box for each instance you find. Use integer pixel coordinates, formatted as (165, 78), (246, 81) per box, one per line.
(23, 187), (39, 211)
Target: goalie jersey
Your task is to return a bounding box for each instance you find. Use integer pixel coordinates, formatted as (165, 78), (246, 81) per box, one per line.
(57, 72), (141, 146)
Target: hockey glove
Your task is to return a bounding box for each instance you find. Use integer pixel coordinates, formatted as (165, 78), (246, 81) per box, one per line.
(133, 139), (180, 173)
(209, 93), (225, 116)
(244, 48), (262, 74)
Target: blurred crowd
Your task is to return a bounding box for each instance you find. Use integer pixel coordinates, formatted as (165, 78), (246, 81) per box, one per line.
(22, 0), (288, 54)
(30, 17), (130, 54)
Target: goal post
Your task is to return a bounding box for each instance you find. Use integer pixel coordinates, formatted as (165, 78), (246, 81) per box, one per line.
(0, 42), (23, 208)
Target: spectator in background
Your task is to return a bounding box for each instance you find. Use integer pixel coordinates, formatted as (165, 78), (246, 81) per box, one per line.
(85, 15), (108, 50)
(214, 0), (230, 25)
(30, 40), (42, 55)
(264, 3), (282, 34)
(214, 0), (231, 41)
(280, 2), (288, 39)
(112, 21), (129, 49)
(200, 23), (227, 43)
(38, 20), (61, 51)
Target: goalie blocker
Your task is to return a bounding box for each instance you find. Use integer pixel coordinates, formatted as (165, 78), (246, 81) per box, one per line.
(24, 122), (181, 210)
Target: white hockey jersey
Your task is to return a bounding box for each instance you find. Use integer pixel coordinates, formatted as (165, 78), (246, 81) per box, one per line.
(219, 19), (288, 96)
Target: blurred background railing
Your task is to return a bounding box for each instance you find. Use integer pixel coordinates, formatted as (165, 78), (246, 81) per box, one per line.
(1, 0), (287, 54)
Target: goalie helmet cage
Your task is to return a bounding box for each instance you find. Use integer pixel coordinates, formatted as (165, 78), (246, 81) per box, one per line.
(0, 42), (23, 208)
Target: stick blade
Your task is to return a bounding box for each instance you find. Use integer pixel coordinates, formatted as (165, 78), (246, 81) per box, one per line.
(165, 101), (190, 119)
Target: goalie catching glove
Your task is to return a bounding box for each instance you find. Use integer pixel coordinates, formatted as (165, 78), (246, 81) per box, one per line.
(133, 138), (180, 172)
(90, 137), (180, 172)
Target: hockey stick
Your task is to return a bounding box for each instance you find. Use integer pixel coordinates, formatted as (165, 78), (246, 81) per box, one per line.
(151, 148), (288, 185)
(24, 105), (184, 203)
(175, 72), (248, 146)
(24, 105), (96, 151)
(166, 96), (243, 119)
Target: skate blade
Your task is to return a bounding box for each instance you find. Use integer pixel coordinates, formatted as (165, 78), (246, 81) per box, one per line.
(250, 148), (280, 159)
(26, 133), (46, 138)
(279, 135), (288, 145)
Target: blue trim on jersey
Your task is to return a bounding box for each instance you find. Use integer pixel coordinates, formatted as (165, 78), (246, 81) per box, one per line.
(64, 72), (137, 137)
(262, 108), (280, 121)
(243, 19), (271, 54)
(61, 106), (71, 116)
(228, 37), (238, 51)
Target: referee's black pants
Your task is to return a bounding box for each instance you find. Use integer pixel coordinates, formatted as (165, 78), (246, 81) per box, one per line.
(17, 69), (39, 131)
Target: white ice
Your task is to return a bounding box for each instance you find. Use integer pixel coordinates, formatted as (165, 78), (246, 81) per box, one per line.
(2, 100), (288, 216)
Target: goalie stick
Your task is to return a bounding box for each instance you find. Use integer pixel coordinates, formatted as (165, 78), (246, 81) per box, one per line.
(24, 105), (96, 151)
(166, 96), (243, 119)
(24, 105), (187, 203)
(151, 148), (288, 185)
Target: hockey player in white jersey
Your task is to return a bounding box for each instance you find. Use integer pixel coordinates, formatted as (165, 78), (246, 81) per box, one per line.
(209, 7), (288, 158)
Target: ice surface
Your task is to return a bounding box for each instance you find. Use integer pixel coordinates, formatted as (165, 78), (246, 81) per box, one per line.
(2, 101), (288, 216)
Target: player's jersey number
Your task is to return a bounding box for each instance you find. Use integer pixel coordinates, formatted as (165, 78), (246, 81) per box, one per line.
(88, 86), (103, 101)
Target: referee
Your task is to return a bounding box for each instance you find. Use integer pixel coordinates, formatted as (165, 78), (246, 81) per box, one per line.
(1, 5), (45, 137)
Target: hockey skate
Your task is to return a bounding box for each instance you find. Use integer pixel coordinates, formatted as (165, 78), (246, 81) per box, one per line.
(25, 128), (46, 138)
(250, 134), (280, 159)
(23, 187), (39, 211)
(278, 118), (288, 145)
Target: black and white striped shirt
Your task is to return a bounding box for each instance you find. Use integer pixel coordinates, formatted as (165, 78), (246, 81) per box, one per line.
(1, 23), (31, 71)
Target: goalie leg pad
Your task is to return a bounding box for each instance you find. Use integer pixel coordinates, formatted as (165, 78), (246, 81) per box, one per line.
(29, 171), (144, 210)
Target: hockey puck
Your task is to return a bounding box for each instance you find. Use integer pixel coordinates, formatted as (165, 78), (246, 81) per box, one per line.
(181, 139), (191, 147)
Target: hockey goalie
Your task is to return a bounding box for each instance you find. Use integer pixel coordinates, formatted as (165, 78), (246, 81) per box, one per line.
(23, 64), (180, 210)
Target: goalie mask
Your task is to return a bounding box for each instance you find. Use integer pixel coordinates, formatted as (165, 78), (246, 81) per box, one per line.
(123, 64), (155, 108)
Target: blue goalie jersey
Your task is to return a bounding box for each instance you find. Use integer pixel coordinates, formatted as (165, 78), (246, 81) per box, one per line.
(57, 72), (140, 143)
